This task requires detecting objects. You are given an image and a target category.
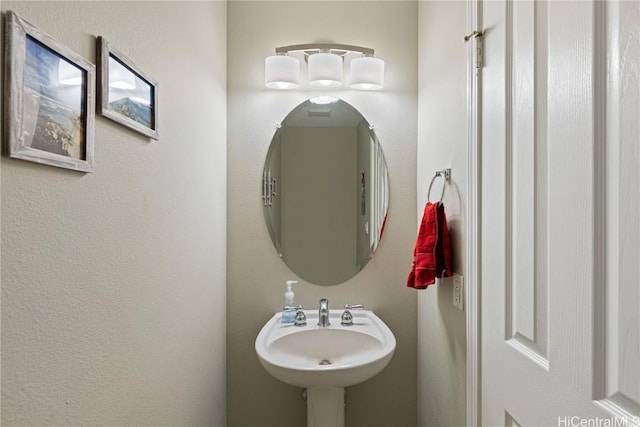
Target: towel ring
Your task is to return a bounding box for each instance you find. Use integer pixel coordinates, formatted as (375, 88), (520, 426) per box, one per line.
(427, 168), (451, 203)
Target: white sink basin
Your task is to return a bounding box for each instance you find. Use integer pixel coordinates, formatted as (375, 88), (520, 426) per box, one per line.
(255, 309), (396, 388)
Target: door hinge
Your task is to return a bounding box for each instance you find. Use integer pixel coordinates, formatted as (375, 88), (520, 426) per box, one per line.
(465, 30), (484, 69)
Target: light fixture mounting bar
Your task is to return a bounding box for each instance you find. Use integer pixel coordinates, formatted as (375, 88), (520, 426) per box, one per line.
(275, 43), (375, 57)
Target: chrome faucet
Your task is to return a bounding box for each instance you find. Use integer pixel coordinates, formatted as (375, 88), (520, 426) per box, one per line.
(318, 298), (330, 327)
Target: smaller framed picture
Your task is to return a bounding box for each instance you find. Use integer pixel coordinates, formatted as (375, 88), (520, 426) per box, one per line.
(97, 37), (159, 140)
(4, 11), (95, 172)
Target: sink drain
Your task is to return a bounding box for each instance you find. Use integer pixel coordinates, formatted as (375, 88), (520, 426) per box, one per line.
(319, 359), (332, 365)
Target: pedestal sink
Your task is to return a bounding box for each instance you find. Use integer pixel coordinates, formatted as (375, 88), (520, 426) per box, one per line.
(255, 309), (396, 427)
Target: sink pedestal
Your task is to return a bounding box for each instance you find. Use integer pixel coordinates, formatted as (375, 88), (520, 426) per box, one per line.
(306, 387), (345, 427)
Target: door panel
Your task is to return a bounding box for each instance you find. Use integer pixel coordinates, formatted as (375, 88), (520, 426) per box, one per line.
(506, 0), (548, 362)
(481, 0), (640, 425)
(600, 0), (640, 415)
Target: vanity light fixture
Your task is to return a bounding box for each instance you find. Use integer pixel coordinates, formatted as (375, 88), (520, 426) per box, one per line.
(308, 50), (343, 87)
(350, 56), (385, 90)
(265, 43), (385, 90)
(265, 55), (300, 89)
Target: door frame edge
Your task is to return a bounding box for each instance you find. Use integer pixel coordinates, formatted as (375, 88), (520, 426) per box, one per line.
(466, 0), (482, 425)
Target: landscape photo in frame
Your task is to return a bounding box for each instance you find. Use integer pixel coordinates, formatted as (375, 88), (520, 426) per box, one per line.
(4, 11), (95, 172)
(97, 36), (159, 140)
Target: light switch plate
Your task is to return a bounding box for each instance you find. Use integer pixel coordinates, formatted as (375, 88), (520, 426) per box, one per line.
(453, 274), (464, 311)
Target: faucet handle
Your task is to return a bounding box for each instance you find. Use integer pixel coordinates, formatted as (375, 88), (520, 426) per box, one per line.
(284, 305), (307, 326)
(293, 305), (307, 327)
(341, 304), (364, 326)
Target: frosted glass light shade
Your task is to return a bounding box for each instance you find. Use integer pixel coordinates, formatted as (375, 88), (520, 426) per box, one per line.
(265, 55), (300, 89)
(349, 56), (385, 90)
(308, 53), (343, 88)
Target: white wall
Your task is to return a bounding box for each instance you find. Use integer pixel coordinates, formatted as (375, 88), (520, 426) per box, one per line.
(227, 2), (418, 426)
(0, 2), (227, 425)
(417, 2), (467, 426)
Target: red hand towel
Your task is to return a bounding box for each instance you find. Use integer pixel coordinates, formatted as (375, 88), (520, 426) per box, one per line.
(407, 201), (453, 289)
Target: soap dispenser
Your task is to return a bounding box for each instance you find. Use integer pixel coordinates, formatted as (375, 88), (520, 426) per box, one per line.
(281, 280), (298, 323)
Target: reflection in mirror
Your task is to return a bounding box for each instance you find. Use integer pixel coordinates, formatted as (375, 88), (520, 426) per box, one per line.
(263, 99), (389, 286)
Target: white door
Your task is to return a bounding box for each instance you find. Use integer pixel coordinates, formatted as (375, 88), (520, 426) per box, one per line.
(480, 0), (640, 425)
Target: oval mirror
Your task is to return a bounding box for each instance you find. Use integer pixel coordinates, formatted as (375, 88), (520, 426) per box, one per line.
(262, 99), (389, 285)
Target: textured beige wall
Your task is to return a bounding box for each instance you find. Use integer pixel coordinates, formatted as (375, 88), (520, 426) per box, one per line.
(0, 2), (227, 425)
(227, 2), (418, 426)
(417, 2), (468, 426)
